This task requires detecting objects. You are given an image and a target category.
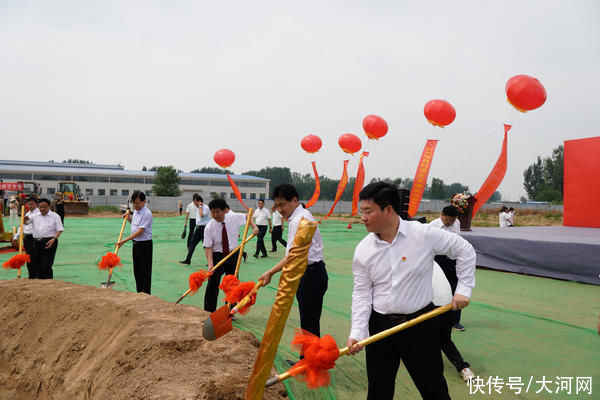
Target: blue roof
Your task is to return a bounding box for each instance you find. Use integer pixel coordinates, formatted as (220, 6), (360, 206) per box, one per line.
(0, 162), (268, 182)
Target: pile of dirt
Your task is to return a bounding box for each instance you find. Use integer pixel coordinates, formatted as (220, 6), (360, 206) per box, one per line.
(0, 279), (287, 400)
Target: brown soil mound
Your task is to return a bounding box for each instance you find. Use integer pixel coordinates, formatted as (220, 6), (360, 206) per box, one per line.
(0, 280), (287, 400)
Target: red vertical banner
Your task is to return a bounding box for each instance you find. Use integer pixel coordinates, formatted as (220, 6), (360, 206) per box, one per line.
(323, 160), (349, 220)
(408, 140), (439, 217)
(472, 124), (511, 216)
(351, 152), (369, 216)
(305, 161), (321, 208)
(227, 174), (249, 210)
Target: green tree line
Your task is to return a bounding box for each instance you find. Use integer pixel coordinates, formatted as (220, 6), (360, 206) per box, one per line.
(523, 145), (563, 202)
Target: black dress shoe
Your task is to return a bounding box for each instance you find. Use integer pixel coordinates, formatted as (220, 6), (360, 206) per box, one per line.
(286, 359), (297, 366)
(270, 249), (277, 252)
(253, 254), (259, 258)
(179, 260), (190, 265)
(261, 254), (268, 258)
(242, 252), (247, 262)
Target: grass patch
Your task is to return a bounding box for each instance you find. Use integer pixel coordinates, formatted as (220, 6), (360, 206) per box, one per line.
(89, 205), (120, 213)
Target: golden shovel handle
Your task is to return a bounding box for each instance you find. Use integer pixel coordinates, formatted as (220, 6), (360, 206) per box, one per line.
(231, 280), (264, 314)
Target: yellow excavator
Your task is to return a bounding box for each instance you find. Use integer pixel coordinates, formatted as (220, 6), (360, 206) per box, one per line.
(55, 181), (90, 215)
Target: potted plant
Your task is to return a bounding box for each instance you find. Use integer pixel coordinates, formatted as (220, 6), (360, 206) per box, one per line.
(450, 193), (477, 231)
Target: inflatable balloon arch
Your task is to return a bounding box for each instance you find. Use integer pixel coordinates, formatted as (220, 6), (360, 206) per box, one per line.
(211, 74), (546, 230)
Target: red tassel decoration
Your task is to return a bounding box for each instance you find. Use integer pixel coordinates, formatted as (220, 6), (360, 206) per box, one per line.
(290, 330), (340, 388)
(2, 254), (31, 270)
(189, 270), (211, 294)
(97, 252), (122, 270)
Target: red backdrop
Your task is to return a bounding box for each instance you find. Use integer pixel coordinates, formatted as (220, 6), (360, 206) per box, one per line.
(563, 136), (600, 227)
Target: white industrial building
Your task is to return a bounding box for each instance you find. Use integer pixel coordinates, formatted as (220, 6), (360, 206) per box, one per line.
(0, 160), (270, 206)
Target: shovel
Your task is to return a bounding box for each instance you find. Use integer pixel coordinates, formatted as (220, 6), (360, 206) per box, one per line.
(203, 280), (264, 341)
(101, 211), (129, 288)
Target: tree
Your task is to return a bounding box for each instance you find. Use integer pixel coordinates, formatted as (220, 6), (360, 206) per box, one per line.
(63, 159), (93, 164)
(151, 166), (181, 196)
(445, 182), (470, 199)
(523, 145), (563, 202)
(429, 178), (446, 199)
(488, 191), (501, 202)
(242, 167), (293, 195)
(523, 156), (544, 200)
(142, 166), (148, 171)
(191, 167), (234, 174)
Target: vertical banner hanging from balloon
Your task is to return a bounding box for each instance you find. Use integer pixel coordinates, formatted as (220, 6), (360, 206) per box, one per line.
(347, 151), (369, 228)
(214, 149), (249, 211)
(300, 135), (323, 208)
(323, 160), (349, 220)
(472, 124), (511, 216)
(407, 140), (439, 217)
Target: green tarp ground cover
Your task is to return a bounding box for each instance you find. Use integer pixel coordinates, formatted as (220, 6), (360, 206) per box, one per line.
(2, 216), (598, 399)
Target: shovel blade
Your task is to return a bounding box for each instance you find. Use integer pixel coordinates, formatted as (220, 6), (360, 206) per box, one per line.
(203, 305), (232, 341)
(100, 281), (115, 288)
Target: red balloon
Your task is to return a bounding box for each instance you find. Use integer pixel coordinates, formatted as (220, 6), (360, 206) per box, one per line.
(301, 135), (322, 154)
(68, 194), (74, 201)
(424, 100), (456, 127)
(338, 133), (362, 155)
(363, 115), (388, 140)
(505, 75), (546, 112)
(214, 149), (236, 168)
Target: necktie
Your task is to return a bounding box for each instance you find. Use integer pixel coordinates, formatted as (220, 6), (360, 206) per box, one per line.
(222, 222), (229, 255)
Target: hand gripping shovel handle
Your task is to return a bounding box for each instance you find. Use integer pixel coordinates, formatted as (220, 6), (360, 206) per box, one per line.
(175, 233), (257, 304)
(265, 304), (452, 387)
(17, 205), (25, 278)
(104, 211), (129, 288)
(231, 280), (264, 315)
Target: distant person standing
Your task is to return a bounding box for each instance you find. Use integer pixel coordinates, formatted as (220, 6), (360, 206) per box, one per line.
(184, 194), (200, 249)
(178, 200), (183, 216)
(270, 204), (287, 252)
(25, 198), (64, 279)
(117, 191), (153, 294)
(507, 207), (515, 227)
(54, 193), (65, 225)
(180, 195), (210, 265)
(12, 196), (41, 278)
(252, 199), (271, 258)
(499, 206), (509, 227)
(8, 196), (19, 228)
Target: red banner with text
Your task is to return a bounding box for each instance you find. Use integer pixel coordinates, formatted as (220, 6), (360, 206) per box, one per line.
(408, 140), (438, 217)
(0, 183), (24, 191)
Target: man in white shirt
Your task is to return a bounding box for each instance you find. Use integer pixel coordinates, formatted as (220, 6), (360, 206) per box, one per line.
(499, 206), (509, 227)
(25, 198), (64, 279)
(270, 204), (287, 252)
(259, 184), (328, 339)
(117, 191), (153, 294)
(203, 198), (258, 312)
(252, 199), (271, 258)
(183, 194), (200, 249)
(180, 195), (210, 265)
(430, 205), (475, 381)
(347, 182), (476, 400)
(13, 196), (41, 278)
(507, 207), (515, 227)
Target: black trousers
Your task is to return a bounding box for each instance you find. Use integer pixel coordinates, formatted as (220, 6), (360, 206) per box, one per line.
(33, 238), (59, 279)
(132, 240), (152, 294)
(438, 310), (470, 372)
(270, 225), (287, 251)
(435, 255), (461, 325)
(366, 305), (450, 400)
(204, 252), (237, 312)
(296, 260), (328, 337)
(184, 225), (205, 263)
(23, 234), (35, 279)
(186, 219), (196, 249)
(58, 212), (65, 225)
(254, 225), (268, 256)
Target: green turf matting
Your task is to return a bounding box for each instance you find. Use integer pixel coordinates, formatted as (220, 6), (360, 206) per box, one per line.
(2, 215), (599, 399)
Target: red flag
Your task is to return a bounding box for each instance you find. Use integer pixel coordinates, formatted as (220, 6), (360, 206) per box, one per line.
(472, 124), (511, 216)
(323, 160), (349, 220)
(408, 140), (439, 217)
(305, 161), (321, 208)
(351, 152), (369, 216)
(227, 174), (249, 210)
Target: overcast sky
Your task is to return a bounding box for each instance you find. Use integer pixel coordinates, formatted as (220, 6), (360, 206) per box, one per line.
(1, 1), (599, 200)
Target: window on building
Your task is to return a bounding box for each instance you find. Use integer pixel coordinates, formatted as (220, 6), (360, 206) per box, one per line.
(230, 193), (236, 199)
(220, 192), (226, 198)
(47, 187), (56, 195)
(110, 189), (117, 196)
(250, 193), (256, 199)
(241, 192), (246, 199)
(210, 192), (218, 198)
(85, 189), (93, 196)
(259, 193), (266, 200)
(97, 189), (105, 196)
(122, 189), (129, 196)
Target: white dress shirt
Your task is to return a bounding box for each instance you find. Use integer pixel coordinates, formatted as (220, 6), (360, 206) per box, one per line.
(253, 207), (271, 226)
(131, 206), (153, 241)
(432, 262), (453, 306)
(195, 204), (211, 226)
(203, 211), (247, 252)
(507, 211), (514, 226)
(186, 202), (198, 219)
(350, 217), (476, 341)
(429, 217), (461, 235)
(29, 211), (64, 239)
(272, 210), (283, 226)
(285, 205), (324, 264)
(14, 208), (40, 239)
(499, 212), (509, 227)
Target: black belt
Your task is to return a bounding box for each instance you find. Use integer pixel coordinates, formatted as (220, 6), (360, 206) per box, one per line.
(35, 237), (54, 242)
(374, 302), (435, 324)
